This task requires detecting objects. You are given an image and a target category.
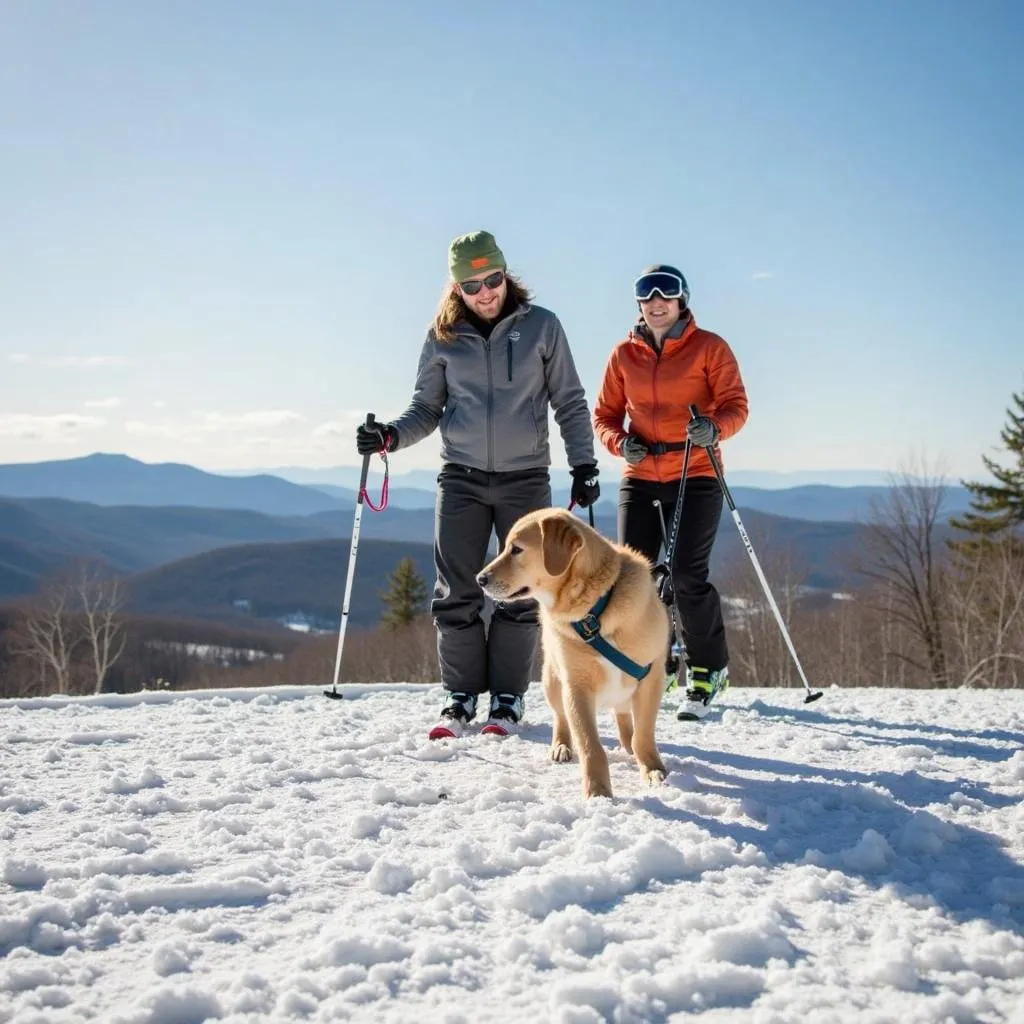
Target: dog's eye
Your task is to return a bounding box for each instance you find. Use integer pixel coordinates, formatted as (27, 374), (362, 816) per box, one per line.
(510, 544), (523, 556)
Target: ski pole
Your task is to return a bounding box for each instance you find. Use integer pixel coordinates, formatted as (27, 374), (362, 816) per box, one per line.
(652, 498), (686, 660)
(655, 438), (693, 660)
(324, 412), (377, 700)
(666, 439), (692, 568)
(688, 404), (823, 704)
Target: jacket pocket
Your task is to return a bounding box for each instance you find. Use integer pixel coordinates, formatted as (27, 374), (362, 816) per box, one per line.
(440, 398), (459, 445)
(531, 406), (546, 454)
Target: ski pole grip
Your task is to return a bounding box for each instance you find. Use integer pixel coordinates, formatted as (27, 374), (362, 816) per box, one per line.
(357, 412), (376, 499)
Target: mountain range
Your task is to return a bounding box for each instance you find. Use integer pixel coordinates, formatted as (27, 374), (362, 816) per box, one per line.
(0, 453), (973, 521)
(0, 452), (975, 629)
(0, 491), (870, 627)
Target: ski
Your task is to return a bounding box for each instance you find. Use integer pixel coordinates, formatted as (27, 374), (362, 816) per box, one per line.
(428, 720), (466, 741)
(480, 720), (517, 737)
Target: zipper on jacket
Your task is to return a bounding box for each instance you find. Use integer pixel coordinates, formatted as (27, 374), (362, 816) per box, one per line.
(650, 345), (665, 484)
(485, 339), (495, 471)
(461, 307), (525, 472)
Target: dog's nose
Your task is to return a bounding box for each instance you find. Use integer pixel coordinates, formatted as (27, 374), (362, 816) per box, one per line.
(476, 570), (491, 587)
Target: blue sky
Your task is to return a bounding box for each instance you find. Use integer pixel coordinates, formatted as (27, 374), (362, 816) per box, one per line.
(1, 0), (1022, 484)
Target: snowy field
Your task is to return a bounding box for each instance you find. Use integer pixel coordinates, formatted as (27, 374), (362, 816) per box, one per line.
(2, 684), (1023, 1024)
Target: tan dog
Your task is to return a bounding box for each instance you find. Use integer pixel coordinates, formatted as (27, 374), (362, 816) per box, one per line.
(477, 507), (669, 799)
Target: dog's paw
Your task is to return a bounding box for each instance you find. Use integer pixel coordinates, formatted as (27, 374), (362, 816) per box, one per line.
(645, 769), (667, 787)
(584, 778), (614, 800)
(551, 743), (573, 763)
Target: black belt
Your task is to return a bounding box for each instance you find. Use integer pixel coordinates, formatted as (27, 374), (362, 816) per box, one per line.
(647, 440), (688, 455)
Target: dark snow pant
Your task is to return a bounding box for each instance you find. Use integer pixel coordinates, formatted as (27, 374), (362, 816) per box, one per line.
(433, 463), (552, 698)
(617, 475), (728, 671)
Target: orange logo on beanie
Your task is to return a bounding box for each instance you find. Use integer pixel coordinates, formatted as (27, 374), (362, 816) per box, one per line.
(470, 257), (490, 269)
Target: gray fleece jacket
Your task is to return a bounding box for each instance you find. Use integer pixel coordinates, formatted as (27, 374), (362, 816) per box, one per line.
(390, 303), (596, 473)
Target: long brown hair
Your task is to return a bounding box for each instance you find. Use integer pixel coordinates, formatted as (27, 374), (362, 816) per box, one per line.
(432, 273), (533, 343)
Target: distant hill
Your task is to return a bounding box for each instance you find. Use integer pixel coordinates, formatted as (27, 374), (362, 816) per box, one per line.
(118, 506), (873, 632)
(126, 538), (437, 629)
(0, 453), (348, 516)
(312, 483), (439, 510)
(302, 502), (873, 586)
(0, 452), (974, 524)
(0, 496), (343, 598)
(730, 484), (972, 522)
(258, 461), (970, 494)
(0, 478), (947, 624)
(240, 468), (975, 524)
(0, 538), (72, 600)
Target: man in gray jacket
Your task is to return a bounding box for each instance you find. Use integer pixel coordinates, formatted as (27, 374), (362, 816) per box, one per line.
(356, 230), (599, 739)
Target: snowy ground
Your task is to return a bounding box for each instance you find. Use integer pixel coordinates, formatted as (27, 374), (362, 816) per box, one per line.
(2, 684), (1023, 1024)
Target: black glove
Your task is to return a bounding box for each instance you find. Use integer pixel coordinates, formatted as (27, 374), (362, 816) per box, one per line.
(621, 434), (648, 465)
(687, 415), (719, 448)
(652, 563), (674, 607)
(570, 464), (600, 509)
(355, 421), (398, 456)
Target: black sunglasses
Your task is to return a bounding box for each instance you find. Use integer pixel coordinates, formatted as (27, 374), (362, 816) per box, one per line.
(459, 269), (505, 295)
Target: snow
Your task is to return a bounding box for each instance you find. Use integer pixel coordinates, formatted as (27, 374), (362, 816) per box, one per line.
(1, 684), (1023, 1023)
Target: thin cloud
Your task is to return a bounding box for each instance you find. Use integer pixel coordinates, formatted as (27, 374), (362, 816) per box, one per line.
(84, 397), (123, 410)
(202, 410), (306, 431)
(125, 410), (307, 442)
(42, 355), (128, 368)
(6, 353), (31, 364)
(0, 413), (105, 439)
(313, 411), (372, 439)
(313, 421), (347, 439)
(124, 420), (205, 444)
(751, 271), (775, 281)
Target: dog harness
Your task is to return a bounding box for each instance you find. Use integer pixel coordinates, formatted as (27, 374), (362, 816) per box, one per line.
(570, 588), (652, 681)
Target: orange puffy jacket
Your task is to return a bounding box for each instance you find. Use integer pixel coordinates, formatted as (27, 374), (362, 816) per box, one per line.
(593, 315), (749, 482)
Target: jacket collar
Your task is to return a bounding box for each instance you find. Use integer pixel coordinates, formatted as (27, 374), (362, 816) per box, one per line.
(631, 310), (695, 351)
(456, 300), (530, 340)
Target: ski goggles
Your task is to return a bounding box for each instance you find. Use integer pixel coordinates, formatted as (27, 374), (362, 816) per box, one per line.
(459, 269), (505, 295)
(634, 271), (686, 301)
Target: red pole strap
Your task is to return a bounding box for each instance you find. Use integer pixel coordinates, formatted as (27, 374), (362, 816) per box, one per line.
(360, 451), (390, 512)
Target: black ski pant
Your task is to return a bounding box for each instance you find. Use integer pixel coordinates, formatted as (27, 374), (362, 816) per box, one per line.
(617, 475), (728, 671)
(432, 463), (552, 698)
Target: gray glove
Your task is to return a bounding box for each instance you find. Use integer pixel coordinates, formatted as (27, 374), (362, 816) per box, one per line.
(687, 416), (719, 448)
(621, 434), (649, 465)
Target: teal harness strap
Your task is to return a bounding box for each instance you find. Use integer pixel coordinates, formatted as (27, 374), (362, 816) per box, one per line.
(570, 589), (652, 681)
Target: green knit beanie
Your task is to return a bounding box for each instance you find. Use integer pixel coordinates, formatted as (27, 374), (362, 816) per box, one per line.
(448, 230), (507, 282)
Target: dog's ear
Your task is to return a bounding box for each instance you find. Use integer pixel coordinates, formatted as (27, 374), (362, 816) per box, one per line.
(540, 516), (583, 577)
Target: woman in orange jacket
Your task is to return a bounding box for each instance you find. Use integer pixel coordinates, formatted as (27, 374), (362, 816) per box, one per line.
(593, 264), (749, 719)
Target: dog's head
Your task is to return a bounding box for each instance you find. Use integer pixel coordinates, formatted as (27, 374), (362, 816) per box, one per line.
(477, 507), (584, 608)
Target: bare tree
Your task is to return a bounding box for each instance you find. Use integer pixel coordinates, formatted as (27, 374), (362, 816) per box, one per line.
(11, 584), (82, 695)
(857, 456), (950, 686)
(721, 526), (807, 687)
(72, 561), (128, 694)
(9, 560), (128, 696)
(947, 537), (1024, 688)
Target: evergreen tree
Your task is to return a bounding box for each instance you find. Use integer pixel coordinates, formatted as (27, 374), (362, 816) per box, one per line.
(380, 557), (429, 630)
(951, 388), (1024, 546)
